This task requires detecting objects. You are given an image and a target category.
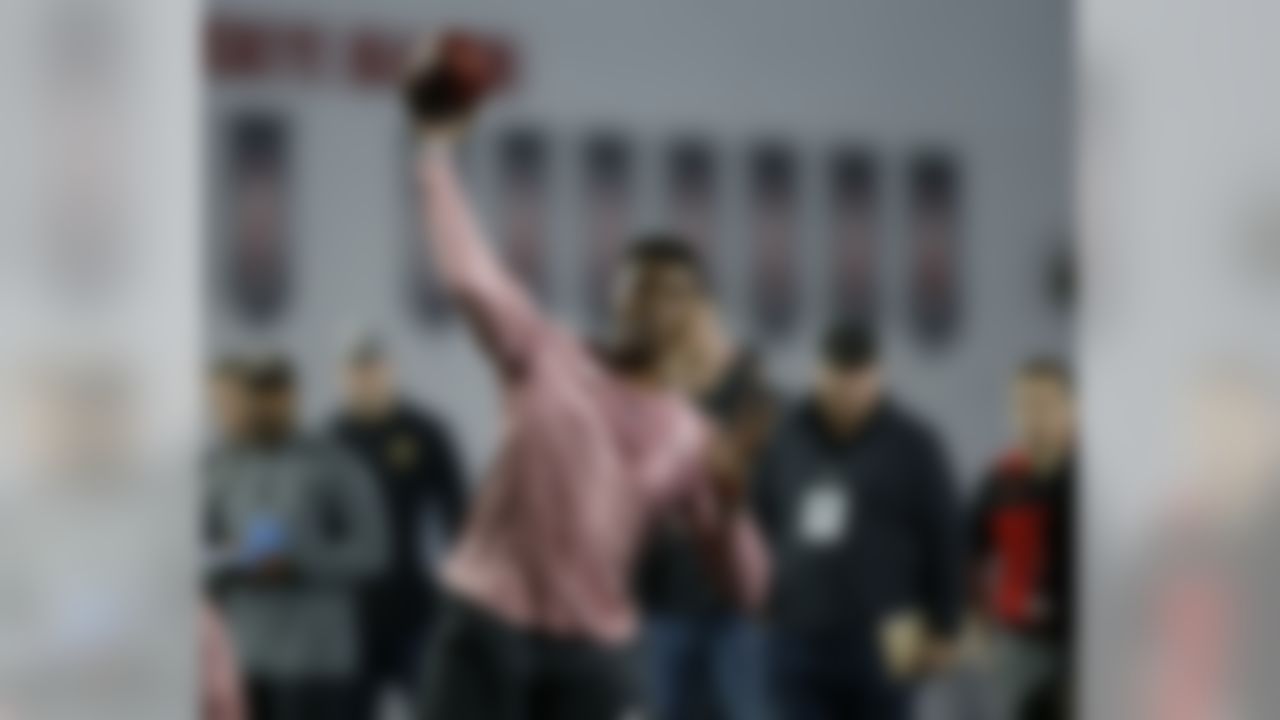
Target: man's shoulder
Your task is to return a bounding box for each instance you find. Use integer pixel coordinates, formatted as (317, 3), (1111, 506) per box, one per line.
(990, 449), (1034, 480)
(203, 442), (237, 465)
(971, 450), (1032, 504)
(880, 400), (943, 447)
(202, 444), (243, 483)
(328, 410), (356, 434)
(639, 392), (711, 469)
(664, 391), (712, 438)
(289, 434), (357, 466)
(397, 401), (454, 437)
(765, 399), (814, 437)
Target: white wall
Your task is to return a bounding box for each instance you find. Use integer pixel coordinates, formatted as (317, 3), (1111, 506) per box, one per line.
(207, 0), (1070, 486)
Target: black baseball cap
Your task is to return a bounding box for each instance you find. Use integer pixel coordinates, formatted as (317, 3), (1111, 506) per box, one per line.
(822, 321), (879, 369)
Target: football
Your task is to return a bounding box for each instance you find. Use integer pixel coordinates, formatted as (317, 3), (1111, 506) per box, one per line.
(404, 30), (514, 127)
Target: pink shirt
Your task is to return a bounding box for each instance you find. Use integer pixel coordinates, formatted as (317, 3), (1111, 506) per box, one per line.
(418, 146), (769, 645)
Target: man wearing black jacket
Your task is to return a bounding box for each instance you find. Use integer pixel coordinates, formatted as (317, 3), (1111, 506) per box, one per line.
(329, 339), (467, 718)
(630, 238), (776, 720)
(755, 322), (963, 720)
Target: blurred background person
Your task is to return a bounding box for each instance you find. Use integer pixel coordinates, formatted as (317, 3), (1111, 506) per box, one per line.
(208, 356), (251, 449)
(755, 322), (963, 720)
(0, 362), (192, 718)
(204, 358), (387, 720)
(969, 358), (1076, 720)
(1112, 364), (1280, 719)
(201, 600), (247, 720)
(329, 336), (467, 718)
(202, 358), (250, 720)
(630, 236), (776, 720)
(206, 357), (250, 575)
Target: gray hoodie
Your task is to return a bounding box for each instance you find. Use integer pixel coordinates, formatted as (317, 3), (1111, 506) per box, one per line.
(205, 437), (387, 680)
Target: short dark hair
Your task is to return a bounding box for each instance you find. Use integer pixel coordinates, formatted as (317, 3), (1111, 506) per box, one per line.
(624, 233), (708, 290)
(1019, 355), (1072, 390)
(822, 321), (879, 369)
(244, 356), (294, 394)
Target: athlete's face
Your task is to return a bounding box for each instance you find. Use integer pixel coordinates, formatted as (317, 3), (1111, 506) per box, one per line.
(345, 359), (394, 418)
(1011, 374), (1074, 464)
(249, 386), (295, 444)
(815, 361), (883, 434)
(614, 260), (702, 354)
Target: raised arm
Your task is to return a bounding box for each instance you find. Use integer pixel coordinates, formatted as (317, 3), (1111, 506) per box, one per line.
(417, 143), (548, 379)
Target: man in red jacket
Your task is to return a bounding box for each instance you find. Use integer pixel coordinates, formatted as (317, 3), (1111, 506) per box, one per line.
(970, 357), (1077, 720)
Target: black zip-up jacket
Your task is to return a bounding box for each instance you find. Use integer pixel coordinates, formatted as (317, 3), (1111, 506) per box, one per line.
(754, 398), (963, 636)
(331, 402), (466, 603)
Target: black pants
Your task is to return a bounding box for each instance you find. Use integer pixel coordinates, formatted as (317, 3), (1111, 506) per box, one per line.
(769, 627), (911, 720)
(247, 676), (357, 720)
(353, 582), (433, 718)
(418, 596), (641, 720)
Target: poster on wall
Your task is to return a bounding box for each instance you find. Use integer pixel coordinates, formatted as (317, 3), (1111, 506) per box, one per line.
(749, 142), (800, 337)
(828, 148), (879, 326)
(666, 138), (720, 289)
(582, 132), (633, 327)
(221, 112), (291, 324)
(908, 149), (963, 347)
(498, 127), (551, 304)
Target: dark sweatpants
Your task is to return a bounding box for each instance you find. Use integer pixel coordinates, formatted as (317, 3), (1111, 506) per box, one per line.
(247, 677), (358, 720)
(418, 596), (642, 720)
(769, 626), (912, 720)
(352, 581), (433, 719)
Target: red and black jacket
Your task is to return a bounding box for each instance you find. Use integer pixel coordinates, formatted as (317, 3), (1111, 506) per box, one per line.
(970, 449), (1076, 648)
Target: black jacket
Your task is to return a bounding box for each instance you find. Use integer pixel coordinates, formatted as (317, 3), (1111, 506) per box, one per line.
(970, 451), (1076, 648)
(331, 402), (466, 599)
(755, 398), (964, 635)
